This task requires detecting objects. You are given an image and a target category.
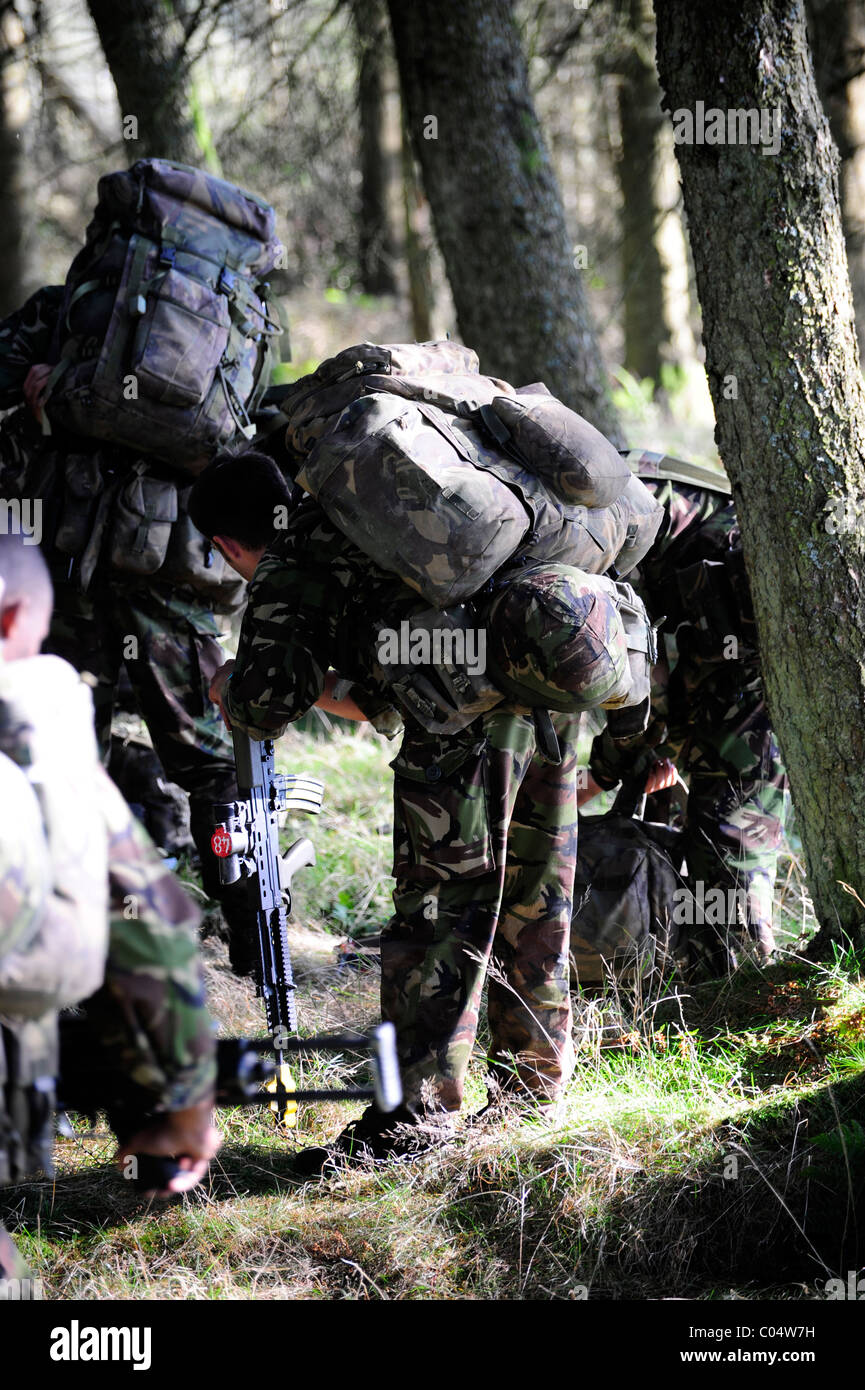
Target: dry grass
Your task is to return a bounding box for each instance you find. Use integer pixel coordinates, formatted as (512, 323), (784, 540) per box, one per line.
(6, 727), (865, 1300)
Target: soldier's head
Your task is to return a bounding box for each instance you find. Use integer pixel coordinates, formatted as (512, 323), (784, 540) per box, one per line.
(0, 536), (52, 661)
(189, 449), (296, 581)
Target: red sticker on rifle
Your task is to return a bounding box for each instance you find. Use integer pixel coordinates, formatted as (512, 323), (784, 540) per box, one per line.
(211, 827), (233, 858)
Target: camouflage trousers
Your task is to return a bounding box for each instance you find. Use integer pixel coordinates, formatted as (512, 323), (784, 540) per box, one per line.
(650, 647), (790, 955)
(381, 709), (579, 1113)
(43, 569), (252, 946)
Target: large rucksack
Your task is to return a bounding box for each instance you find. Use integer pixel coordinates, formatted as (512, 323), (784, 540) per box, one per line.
(280, 341), (663, 608)
(44, 160), (283, 470)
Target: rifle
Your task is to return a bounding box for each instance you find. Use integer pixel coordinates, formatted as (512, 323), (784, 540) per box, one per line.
(211, 728), (321, 1115)
(210, 729), (401, 1127)
(58, 1012), (402, 1192)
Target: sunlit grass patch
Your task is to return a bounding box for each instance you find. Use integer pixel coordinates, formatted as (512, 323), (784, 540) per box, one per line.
(276, 725), (395, 939)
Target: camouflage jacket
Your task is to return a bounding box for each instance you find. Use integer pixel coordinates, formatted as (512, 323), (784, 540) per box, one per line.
(633, 476), (758, 666)
(226, 494), (427, 739)
(0, 285), (63, 410)
(589, 470), (762, 784)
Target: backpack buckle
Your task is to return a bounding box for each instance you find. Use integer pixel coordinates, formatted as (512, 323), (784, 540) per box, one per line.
(159, 244), (176, 267)
(218, 267), (237, 297)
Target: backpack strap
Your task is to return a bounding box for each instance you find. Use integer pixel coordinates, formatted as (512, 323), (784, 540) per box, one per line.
(533, 709), (562, 765)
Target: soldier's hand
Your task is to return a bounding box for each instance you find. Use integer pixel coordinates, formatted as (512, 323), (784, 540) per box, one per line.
(589, 727), (638, 789)
(208, 660), (236, 728)
(644, 758), (677, 794)
(23, 363), (53, 420)
(116, 1100), (221, 1197)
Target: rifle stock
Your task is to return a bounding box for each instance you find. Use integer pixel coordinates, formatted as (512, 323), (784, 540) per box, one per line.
(58, 1013), (403, 1191)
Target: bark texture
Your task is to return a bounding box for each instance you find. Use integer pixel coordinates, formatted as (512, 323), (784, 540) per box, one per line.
(401, 114), (435, 340)
(807, 0), (865, 359)
(86, 0), (202, 165)
(654, 0), (865, 949)
(386, 0), (622, 440)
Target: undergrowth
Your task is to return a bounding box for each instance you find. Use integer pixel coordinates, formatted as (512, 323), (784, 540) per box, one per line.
(5, 725), (865, 1300)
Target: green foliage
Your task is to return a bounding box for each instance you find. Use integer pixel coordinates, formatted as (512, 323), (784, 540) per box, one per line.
(275, 727), (394, 938)
(271, 357), (320, 385)
(810, 1118), (865, 1158)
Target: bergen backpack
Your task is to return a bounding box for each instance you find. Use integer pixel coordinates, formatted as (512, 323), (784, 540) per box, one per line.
(44, 160), (283, 470)
(279, 340), (663, 608)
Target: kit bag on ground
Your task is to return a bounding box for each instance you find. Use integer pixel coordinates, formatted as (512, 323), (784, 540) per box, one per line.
(44, 159), (283, 469)
(571, 785), (694, 987)
(280, 340), (663, 608)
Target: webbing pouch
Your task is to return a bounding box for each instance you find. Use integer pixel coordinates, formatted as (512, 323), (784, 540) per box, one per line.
(109, 464), (178, 575)
(54, 454), (104, 558)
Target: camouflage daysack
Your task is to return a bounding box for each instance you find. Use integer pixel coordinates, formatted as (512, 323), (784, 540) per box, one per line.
(280, 341), (662, 608)
(369, 564), (655, 734)
(44, 160), (283, 470)
(571, 802), (693, 987)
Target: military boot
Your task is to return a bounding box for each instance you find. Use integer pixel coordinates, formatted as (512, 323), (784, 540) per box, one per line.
(293, 1103), (454, 1177)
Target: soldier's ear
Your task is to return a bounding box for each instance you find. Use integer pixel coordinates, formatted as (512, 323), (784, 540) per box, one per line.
(213, 535), (243, 564)
(0, 600), (22, 641)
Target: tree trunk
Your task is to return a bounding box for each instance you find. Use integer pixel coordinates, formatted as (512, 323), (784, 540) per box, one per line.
(401, 114), (435, 340)
(86, 0), (204, 166)
(0, 4), (35, 317)
(806, 0), (865, 360)
(352, 0), (398, 295)
(654, 0), (865, 950)
(386, 0), (622, 440)
(616, 0), (695, 386)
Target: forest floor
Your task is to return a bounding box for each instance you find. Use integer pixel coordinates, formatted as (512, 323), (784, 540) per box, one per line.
(7, 723), (865, 1302)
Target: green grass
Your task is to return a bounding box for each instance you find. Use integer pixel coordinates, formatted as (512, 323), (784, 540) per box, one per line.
(6, 724), (865, 1300)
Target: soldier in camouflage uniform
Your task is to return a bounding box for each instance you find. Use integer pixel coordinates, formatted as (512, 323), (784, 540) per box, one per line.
(0, 287), (258, 974)
(0, 538), (218, 1282)
(589, 457), (789, 964)
(191, 451), (587, 1160)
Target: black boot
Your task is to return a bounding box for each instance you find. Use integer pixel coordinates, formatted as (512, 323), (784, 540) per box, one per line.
(293, 1104), (454, 1177)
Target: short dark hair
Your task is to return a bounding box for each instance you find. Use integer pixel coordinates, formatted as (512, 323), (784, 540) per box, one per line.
(188, 449), (295, 549)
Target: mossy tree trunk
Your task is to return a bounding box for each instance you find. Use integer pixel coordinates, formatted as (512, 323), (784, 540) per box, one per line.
(386, 0), (622, 440)
(86, 0), (204, 166)
(654, 0), (865, 950)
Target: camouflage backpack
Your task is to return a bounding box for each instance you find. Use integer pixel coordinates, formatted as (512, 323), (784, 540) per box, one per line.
(280, 341), (663, 608)
(44, 160), (283, 470)
(368, 564), (655, 734)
